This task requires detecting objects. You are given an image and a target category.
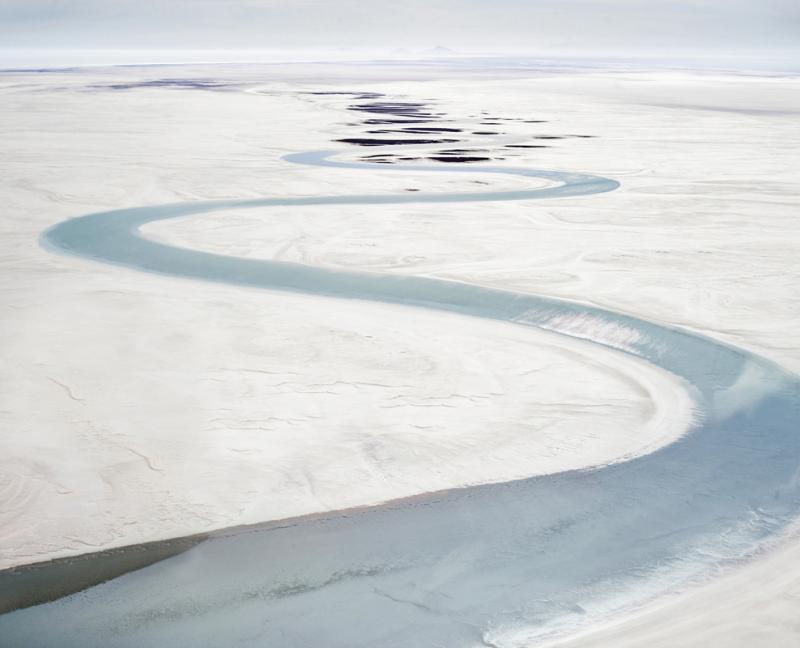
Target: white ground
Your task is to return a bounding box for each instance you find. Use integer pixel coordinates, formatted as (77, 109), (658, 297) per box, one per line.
(1, 63), (799, 645)
(545, 522), (800, 648)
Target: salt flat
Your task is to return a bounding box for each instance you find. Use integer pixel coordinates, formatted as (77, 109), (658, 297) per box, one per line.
(1, 62), (799, 645)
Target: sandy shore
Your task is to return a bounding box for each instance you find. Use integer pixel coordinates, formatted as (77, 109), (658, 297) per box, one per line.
(545, 523), (800, 648)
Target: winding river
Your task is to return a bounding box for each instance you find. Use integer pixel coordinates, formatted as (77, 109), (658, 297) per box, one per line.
(1, 151), (799, 647)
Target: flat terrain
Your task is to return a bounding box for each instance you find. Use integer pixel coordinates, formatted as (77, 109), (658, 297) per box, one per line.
(1, 61), (798, 645)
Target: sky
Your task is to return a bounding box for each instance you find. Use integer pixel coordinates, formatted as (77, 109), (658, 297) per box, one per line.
(0, 0), (798, 59)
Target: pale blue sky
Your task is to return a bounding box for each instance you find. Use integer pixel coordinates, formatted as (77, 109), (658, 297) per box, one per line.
(0, 0), (797, 55)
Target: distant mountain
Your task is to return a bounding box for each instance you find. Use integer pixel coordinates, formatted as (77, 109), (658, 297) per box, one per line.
(421, 46), (455, 57)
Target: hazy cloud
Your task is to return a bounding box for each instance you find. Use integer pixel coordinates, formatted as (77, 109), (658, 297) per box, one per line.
(0, 0), (797, 54)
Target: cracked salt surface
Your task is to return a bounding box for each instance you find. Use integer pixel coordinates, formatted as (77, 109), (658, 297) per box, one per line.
(1, 62), (799, 647)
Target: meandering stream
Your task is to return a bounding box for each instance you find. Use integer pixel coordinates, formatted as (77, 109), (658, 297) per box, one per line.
(1, 151), (798, 647)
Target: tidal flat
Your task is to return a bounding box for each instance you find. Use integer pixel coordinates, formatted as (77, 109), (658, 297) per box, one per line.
(1, 60), (799, 647)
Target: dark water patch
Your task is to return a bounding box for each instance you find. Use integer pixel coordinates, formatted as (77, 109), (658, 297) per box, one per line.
(362, 119), (435, 125)
(361, 112), (440, 120)
(400, 127), (462, 133)
(428, 156), (491, 163)
(360, 154), (422, 163)
(357, 101), (426, 108)
(0, 535), (206, 613)
(569, 134), (596, 138)
(523, 120), (548, 123)
(374, 112), (439, 119)
(472, 131), (501, 135)
(348, 102), (440, 120)
(337, 138), (458, 147)
(308, 91), (384, 100)
(505, 144), (551, 149)
(533, 135), (565, 140)
(438, 149), (489, 154)
(92, 79), (234, 91)
(405, 188), (420, 192)
(350, 102), (426, 112)
(367, 127), (463, 135)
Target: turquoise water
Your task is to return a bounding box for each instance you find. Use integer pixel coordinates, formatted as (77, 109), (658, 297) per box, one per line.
(1, 152), (798, 647)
